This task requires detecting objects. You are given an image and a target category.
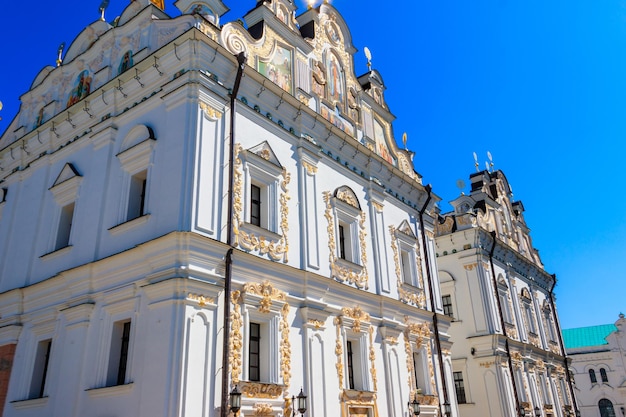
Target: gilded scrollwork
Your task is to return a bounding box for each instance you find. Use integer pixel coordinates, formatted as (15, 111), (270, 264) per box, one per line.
(243, 281), (287, 313)
(232, 143), (291, 262)
(334, 316), (344, 390)
(254, 403), (273, 416)
(336, 188), (359, 208)
(342, 306), (370, 333)
(302, 160), (318, 175)
(199, 101), (222, 120)
(323, 191), (369, 289)
(280, 303), (291, 387)
(187, 293), (215, 306)
(240, 382), (284, 398)
(390, 225), (426, 308)
(404, 333), (416, 393)
(368, 326), (378, 392)
(230, 290), (243, 384)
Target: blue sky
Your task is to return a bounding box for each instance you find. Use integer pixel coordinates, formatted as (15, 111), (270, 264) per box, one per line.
(1, 0), (624, 329)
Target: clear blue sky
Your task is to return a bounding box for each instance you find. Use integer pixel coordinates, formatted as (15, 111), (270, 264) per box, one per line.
(1, 0), (624, 329)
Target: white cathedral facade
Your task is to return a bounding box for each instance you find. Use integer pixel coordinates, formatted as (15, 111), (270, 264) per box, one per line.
(0, 1), (456, 416)
(0, 1), (579, 417)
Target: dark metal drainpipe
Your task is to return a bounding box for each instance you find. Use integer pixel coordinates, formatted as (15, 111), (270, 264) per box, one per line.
(548, 274), (579, 416)
(488, 231), (522, 417)
(418, 185), (450, 415)
(220, 52), (246, 417)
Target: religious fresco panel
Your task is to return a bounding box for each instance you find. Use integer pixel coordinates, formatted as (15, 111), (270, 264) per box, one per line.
(258, 44), (293, 94)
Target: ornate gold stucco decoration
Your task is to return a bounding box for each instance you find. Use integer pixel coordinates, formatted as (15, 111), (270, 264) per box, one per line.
(230, 290), (243, 384)
(230, 283), (291, 388)
(243, 281), (287, 313)
(308, 319), (325, 329)
(187, 293), (214, 306)
(199, 101), (222, 120)
(368, 326), (378, 392)
(254, 403), (273, 416)
(342, 306), (370, 333)
(403, 333), (416, 393)
(334, 316), (345, 390)
(240, 382), (284, 399)
(389, 225), (426, 308)
(280, 303), (292, 387)
(336, 188), (359, 209)
(404, 318), (436, 391)
(232, 144), (291, 262)
(323, 191), (369, 289)
(302, 160), (318, 175)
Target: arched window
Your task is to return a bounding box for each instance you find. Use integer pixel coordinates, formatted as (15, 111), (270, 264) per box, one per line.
(598, 398), (616, 417)
(600, 368), (609, 383)
(589, 369), (597, 383)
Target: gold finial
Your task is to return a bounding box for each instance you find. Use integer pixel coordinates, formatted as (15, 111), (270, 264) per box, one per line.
(473, 152), (479, 172)
(402, 132), (408, 150)
(99, 0), (109, 21)
(307, 0), (315, 9)
(0, 100), (3, 121)
(56, 42), (65, 67)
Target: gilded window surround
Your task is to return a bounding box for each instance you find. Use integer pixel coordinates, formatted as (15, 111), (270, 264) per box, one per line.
(389, 225), (426, 308)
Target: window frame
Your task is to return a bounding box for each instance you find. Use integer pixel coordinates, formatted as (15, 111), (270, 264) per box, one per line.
(442, 294), (454, 318)
(589, 368), (598, 384)
(453, 371), (467, 404)
(29, 339), (52, 399)
(600, 367), (608, 383)
(106, 319), (133, 387)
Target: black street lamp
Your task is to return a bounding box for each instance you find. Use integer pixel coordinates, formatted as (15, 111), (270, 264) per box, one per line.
(443, 402), (452, 417)
(292, 388), (307, 416)
(534, 406), (541, 417)
(229, 385), (241, 415)
(575, 410), (581, 417)
(408, 393), (421, 416)
(519, 407), (527, 417)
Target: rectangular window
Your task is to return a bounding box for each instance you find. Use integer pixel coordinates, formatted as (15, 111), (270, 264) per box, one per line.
(249, 322), (260, 381)
(442, 295), (454, 318)
(413, 352), (427, 390)
(499, 292), (512, 323)
(29, 339), (52, 399)
(338, 221), (354, 262)
(346, 340), (355, 389)
(339, 224), (347, 260)
(56, 202), (75, 250)
(127, 170), (147, 220)
(250, 184), (262, 227)
(454, 371), (467, 404)
(107, 320), (131, 386)
(400, 249), (413, 285)
(525, 304), (536, 333)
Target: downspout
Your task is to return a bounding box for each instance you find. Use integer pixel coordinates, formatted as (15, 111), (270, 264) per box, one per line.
(418, 185), (450, 415)
(488, 230), (522, 416)
(220, 52), (247, 417)
(548, 274), (579, 416)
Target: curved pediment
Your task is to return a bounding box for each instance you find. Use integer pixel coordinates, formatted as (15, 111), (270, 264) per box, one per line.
(64, 20), (112, 65)
(30, 66), (55, 90)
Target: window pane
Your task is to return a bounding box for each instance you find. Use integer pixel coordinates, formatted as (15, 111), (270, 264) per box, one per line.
(600, 368), (608, 383)
(589, 369), (597, 383)
(346, 341), (355, 390)
(454, 371), (467, 404)
(250, 185), (261, 226)
(249, 323), (260, 381)
(442, 295), (453, 318)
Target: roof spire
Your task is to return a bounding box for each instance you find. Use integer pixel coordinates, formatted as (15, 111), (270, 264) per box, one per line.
(99, 0), (110, 21)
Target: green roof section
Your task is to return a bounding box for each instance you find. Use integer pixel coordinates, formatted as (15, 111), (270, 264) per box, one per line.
(562, 324), (617, 349)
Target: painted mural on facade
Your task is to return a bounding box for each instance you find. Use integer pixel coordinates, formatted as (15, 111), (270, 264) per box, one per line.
(258, 45), (293, 94)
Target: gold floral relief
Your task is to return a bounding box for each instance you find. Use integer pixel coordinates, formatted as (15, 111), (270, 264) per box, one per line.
(233, 143), (244, 246)
(187, 293), (214, 306)
(308, 319), (325, 329)
(244, 281), (287, 313)
(334, 316), (344, 390)
(324, 191), (369, 290)
(230, 290), (243, 384)
(233, 144), (291, 263)
(241, 382), (284, 399)
(280, 303), (292, 387)
(368, 326), (378, 391)
(254, 402), (273, 416)
(198, 21), (218, 41)
(302, 160), (318, 175)
(342, 306), (370, 333)
(389, 226), (426, 308)
(199, 101), (222, 120)
(337, 189), (359, 208)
